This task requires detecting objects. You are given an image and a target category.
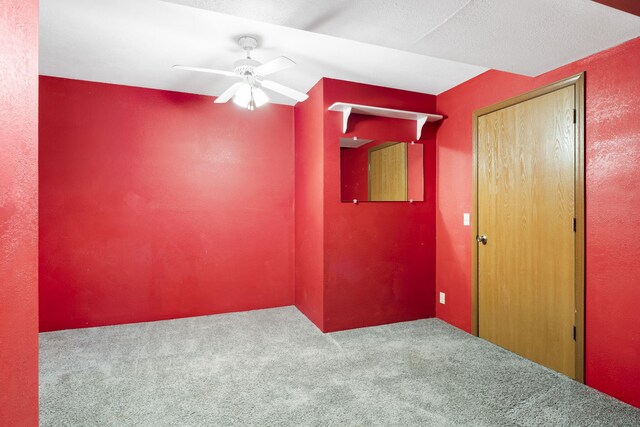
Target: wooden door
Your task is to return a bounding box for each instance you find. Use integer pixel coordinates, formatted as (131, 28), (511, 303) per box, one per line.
(476, 85), (577, 378)
(369, 143), (407, 201)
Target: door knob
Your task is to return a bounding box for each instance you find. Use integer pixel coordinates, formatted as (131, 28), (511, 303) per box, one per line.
(476, 235), (488, 245)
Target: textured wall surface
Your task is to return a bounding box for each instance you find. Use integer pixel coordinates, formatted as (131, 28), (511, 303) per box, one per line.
(435, 37), (640, 407)
(0, 0), (39, 425)
(294, 81), (325, 329)
(322, 78), (437, 332)
(39, 77), (295, 331)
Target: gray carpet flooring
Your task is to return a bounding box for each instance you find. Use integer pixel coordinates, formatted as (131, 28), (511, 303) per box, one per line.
(40, 306), (639, 426)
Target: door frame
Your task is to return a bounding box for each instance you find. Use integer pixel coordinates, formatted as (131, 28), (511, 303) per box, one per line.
(471, 73), (585, 382)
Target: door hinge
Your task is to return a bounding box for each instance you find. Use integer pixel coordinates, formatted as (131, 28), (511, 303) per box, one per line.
(573, 109), (577, 124)
(573, 326), (576, 341)
(572, 218), (576, 232)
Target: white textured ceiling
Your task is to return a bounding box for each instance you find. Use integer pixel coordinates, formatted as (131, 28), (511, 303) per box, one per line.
(165, 0), (640, 75)
(161, 0), (472, 50)
(411, 0), (640, 75)
(40, 0), (640, 105)
(39, 0), (486, 105)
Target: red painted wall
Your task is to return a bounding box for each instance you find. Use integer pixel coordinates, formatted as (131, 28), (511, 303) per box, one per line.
(435, 37), (640, 407)
(294, 81), (325, 329)
(322, 78), (437, 332)
(0, 0), (39, 425)
(39, 77), (295, 331)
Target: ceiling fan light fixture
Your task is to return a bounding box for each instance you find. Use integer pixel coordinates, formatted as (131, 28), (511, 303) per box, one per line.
(252, 87), (269, 107)
(232, 83), (269, 111)
(232, 83), (251, 107)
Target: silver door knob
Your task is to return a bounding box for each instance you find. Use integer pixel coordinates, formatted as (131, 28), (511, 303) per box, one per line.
(476, 235), (487, 245)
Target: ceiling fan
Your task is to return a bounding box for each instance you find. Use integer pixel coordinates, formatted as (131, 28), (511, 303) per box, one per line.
(173, 36), (309, 110)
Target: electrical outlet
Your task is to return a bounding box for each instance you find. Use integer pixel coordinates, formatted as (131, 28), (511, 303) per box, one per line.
(439, 292), (446, 304)
(463, 213), (470, 226)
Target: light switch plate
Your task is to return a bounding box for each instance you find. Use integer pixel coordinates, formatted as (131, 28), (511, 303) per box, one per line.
(463, 213), (470, 226)
(439, 292), (446, 304)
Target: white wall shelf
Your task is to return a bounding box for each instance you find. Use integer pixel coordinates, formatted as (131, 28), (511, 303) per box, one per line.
(328, 102), (443, 140)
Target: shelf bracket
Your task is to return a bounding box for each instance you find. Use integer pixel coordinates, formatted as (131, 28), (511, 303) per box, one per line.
(341, 106), (352, 133)
(416, 116), (427, 140)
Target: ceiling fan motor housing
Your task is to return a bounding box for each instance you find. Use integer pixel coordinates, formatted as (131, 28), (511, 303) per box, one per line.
(233, 58), (261, 76)
(238, 36), (258, 52)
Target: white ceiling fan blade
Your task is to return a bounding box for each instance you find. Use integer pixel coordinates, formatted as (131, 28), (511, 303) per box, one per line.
(255, 56), (295, 76)
(172, 65), (240, 78)
(214, 82), (244, 104)
(261, 80), (309, 102)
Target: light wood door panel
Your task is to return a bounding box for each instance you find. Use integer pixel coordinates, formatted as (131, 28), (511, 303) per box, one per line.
(477, 85), (576, 377)
(369, 143), (407, 201)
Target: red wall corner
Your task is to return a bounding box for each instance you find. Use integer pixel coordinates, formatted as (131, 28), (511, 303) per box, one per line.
(322, 78), (437, 332)
(0, 0), (39, 425)
(435, 37), (640, 407)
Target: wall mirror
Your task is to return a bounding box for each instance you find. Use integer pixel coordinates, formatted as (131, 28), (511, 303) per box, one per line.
(340, 138), (424, 202)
